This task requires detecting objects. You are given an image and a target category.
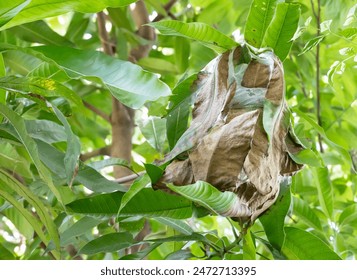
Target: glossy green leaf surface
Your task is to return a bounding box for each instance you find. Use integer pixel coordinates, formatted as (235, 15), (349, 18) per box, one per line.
(262, 3), (301, 60)
(0, 0), (136, 30)
(313, 167), (334, 218)
(33, 46), (171, 109)
(67, 188), (192, 219)
(79, 232), (134, 255)
(282, 227), (341, 260)
(0, 76), (82, 108)
(168, 181), (239, 216)
(244, 0), (278, 47)
(292, 196), (323, 231)
(149, 20), (238, 52)
(260, 179), (291, 251)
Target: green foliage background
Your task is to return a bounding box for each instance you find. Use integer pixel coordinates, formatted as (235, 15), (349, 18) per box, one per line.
(0, 0), (356, 260)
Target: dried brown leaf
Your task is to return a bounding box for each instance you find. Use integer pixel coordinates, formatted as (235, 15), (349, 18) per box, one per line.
(160, 46), (304, 222)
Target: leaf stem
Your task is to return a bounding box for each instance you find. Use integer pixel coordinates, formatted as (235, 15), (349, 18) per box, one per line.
(314, 0), (324, 152)
(80, 145), (111, 161)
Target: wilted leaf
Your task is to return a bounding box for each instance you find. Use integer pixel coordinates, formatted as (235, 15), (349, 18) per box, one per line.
(160, 45), (304, 222)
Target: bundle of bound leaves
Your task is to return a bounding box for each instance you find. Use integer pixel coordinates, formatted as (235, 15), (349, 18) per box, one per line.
(157, 45), (304, 223)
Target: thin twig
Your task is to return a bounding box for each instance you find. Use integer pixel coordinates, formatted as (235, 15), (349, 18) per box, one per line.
(83, 101), (110, 122)
(152, 0), (178, 22)
(315, 0), (324, 153)
(97, 12), (114, 56)
(113, 171), (144, 184)
(80, 145), (111, 161)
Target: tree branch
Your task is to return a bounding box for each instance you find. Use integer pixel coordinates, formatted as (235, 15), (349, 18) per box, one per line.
(97, 12), (114, 56)
(113, 171), (144, 184)
(83, 101), (110, 122)
(80, 145), (111, 161)
(152, 0), (178, 22)
(129, 0), (156, 62)
(312, 0), (324, 153)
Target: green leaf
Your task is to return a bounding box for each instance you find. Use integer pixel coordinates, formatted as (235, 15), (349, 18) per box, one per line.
(0, 243), (15, 260)
(175, 37), (190, 73)
(61, 216), (103, 245)
(262, 3), (301, 61)
(67, 189), (192, 219)
(119, 189), (192, 219)
(79, 232), (134, 255)
(138, 57), (178, 75)
(0, 0), (137, 30)
(0, 174), (59, 259)
(52, 105), (80, 187)
(36, 140), (127, 193)
(65, 13), (90, 44)
(5, 205), (34, 240)
(244, 0), (278, 48)
(144, 233), (208, 244)
(10, 20), (74, 46)
(299, 35), (326, 55)
(148, 20), (238, 52)
(292, 196), (323, 231)
(0, 76), (82, 108)
(282, 227), (341, 260)
(0, 0), (31, 28)
(313, 167), (334, 219)
(0, 53), (5, 104)
(243, 228), (256, 260)
(87, 158), (131, 171)
(33, 46), (171, 109)
(0, 104), (62, 204)
(0, 142), (32, 178)
(288, 148), (323, 167)
(144, 164), (164, 185)
(338, 204), (357, 229)
(0, 184), (45, 243)
(25, 119), (66, 144)
(294, 108), (354, 170)
(154, 217), (194, 235)
(168, 181), (239, 216)
(339, 27), (357, 40)
(165, 250), (194, 260)
(118, 175), (150, 214)
(139, 116), (167, 152)
(67, 192), (123, 217)
(259, 178), (291, 251)
(166, 74), (196, 150)
(145, 0), (167, 16)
